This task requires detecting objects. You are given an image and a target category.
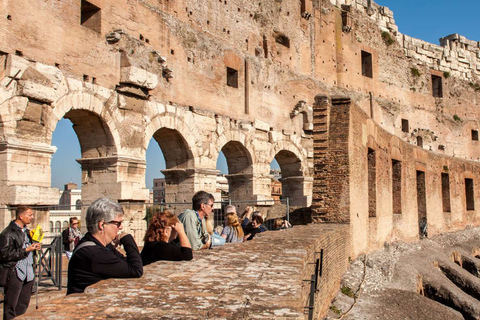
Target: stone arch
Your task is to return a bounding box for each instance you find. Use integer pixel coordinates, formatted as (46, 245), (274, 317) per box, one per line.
(144, 113), (198, 203)
(49, 92), (120, 158)
(218, 140), (254, 201)
(270, 141), (311, 206)
(144, 114), (196, 170)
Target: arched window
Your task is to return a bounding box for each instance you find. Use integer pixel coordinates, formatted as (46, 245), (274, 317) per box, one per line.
(417, 136), (423, 148)
(55, 221), (61, 233)
(50, 221), (53, 233)
(63, 221), (69, 229)
(76, 200), (82, 210)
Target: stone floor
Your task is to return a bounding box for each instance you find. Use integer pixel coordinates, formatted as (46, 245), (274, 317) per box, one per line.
(20, 224), (345, 319)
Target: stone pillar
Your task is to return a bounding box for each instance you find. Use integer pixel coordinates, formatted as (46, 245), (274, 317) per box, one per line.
(77, 156), (149, 204)
(77, 156), (150, 243)
(281, 176), (313, 207)
(0, 142), (59, 230)
(226, 173), (272, 203)
(162, 168), (219, 214)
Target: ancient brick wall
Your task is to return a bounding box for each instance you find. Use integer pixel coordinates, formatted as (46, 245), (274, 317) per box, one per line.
(313, 95), (480, 256)
(23, 224), (351, 320)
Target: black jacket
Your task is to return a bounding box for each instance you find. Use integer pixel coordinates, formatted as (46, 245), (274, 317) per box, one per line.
(141, 241), (193, 266)
(0, 221), (30, 269)
(67, 232), (143, 295)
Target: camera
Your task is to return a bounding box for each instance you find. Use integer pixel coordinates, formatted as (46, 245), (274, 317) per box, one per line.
(201, 233), (210, 244)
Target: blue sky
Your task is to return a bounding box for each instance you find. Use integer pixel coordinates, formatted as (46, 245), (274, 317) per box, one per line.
(375, 0), (480, 44)
(51, 1), (479, 190)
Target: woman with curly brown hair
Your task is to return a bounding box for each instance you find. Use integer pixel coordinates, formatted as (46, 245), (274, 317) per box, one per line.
(141, 211), (193, 266)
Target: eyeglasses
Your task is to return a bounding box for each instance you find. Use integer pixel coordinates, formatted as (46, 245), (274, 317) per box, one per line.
(106, 220), (123, 228)
(204, 203), (214, 208)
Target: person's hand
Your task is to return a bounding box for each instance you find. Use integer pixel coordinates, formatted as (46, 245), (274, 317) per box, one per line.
(173, 221), (185, 234)
(243, 234), (250, 242)
(113, 233), (130, 247)
(26, 243), (41, 252)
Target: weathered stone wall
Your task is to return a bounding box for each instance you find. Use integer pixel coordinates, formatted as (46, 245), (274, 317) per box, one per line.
(22, 224), (351, 320)
(313, 95), (480, 256)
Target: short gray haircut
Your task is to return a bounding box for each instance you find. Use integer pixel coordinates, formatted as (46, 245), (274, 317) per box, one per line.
(225, 205), (236, 214)
(86, 198), (124, 233)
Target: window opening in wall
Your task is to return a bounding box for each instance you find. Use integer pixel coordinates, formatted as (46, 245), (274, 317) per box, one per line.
(401, 119), (409, 133)
(274, 32), (290, 48)
(263, 36), (268, 58)
(392, 159), (402, 214)
(226, 67), (238, 88)
(472, 130), (479, 141)
(416, 136), (423, 148)
(465, 178), (475, 211)
(416, 170), (427, 238)
(80, 0), (101, 33)
(361, 50), (373, 78)
(432, 75), (443, 98)
(441, 173), (451, 213)
(368, 148), (376, 218)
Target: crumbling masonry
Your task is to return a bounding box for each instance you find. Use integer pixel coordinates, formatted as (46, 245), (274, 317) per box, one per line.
(2, 0), (480, 317)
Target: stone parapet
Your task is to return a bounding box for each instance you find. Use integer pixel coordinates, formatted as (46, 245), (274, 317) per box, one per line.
(22, 224), (351, 320)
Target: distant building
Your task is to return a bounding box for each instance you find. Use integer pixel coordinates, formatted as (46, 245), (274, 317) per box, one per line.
(216, 175), (229, 203)
(50, 183), (82, 235)
(153, 178), (166, 204)
(271, 178), (282, 202)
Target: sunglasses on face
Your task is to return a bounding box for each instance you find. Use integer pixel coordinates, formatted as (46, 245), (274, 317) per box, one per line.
(204, 203), (214, 208)
(106, 220), (123, 228)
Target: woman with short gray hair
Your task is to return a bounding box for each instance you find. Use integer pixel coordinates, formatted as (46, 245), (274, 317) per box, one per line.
(67, 198), (143, 294)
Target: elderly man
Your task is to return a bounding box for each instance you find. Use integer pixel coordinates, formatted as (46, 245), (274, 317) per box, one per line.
(67, 198), (143, 295)
(0, 206), (41, 320)
(178, 191), (220, 250)
(62, 217), (82, 260)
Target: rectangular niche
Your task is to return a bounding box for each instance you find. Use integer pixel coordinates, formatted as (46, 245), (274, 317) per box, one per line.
(81, 0), (101, 33)
(416, 171), (427, 220)
(432, 75), (443, 98)
(401, 119), (409, 133)
(226, 67), (238, 88)
(472, 130), (479, 141)
(465, 178), (475, 211)
(361, 51), (373, 78)
(392, 159), (402, 214)
(441, 173), (451, 213)
(368, 148), (376, 218)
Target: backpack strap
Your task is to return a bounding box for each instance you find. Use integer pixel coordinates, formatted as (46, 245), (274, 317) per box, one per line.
(72, 241), (96, 256)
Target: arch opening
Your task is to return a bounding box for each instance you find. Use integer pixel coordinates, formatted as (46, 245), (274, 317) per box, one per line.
(148, 128), (194, 204)
(272, 150), (309, 206)
(219, 141), (253, 202)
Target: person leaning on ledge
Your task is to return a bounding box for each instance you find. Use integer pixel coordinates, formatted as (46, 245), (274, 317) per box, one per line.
(67, 198), (143, 295)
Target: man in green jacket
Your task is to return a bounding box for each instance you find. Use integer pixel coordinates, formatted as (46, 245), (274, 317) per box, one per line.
(178, 191), (214, 250)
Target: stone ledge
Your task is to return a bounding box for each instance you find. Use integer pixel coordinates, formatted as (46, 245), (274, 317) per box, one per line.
(21, 224), (350, 319)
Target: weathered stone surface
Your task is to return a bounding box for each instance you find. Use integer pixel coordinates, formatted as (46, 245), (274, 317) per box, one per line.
(22, 224), (351, 319)
(120, 66), (159, 90)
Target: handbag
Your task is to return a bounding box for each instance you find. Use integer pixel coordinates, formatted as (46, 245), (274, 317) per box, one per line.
(0, 267), (11, 287)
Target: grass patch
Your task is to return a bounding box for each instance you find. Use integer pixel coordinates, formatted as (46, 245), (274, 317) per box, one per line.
(443, 71), (450, 79)
(381, 31), (395, 46)
(468, 82), (480, 91)
(410, 67), (421, 77)
(341, 286), (355, 298)
(330, 305), (342, 315)
(453, 114), (462, 122)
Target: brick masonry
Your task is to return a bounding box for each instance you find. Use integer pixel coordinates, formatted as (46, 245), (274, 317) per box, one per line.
(22, 224), (351, 319)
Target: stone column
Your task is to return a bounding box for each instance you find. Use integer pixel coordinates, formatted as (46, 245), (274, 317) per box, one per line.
(162, 168), (219, 214)
(77, 156), (149, 243)
(0, 142), (59, 230)
(281, 176), (313, 207)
